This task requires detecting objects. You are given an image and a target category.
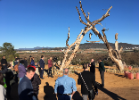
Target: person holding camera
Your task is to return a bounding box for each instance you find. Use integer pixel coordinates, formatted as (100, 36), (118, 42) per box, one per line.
(48, 57), (53, 78)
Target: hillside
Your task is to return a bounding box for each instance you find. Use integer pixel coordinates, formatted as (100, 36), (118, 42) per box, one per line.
(16, 43), (139, 50)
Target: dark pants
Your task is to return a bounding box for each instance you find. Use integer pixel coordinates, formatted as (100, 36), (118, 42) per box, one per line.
(40, 69), (44, 78)
(100, 71), (104, 86)
(91, 72), (95, 82)
(48, 67), (52, 76)
(58, 94), (71, 100)
(34, 91), (38, 100)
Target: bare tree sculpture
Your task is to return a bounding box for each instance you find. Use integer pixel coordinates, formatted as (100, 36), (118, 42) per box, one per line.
(60, 1), (124, 71)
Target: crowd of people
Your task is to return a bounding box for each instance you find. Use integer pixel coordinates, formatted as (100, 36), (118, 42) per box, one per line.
(0, 55), (105, 100)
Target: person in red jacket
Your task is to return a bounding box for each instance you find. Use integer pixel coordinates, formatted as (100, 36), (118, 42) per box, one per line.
(48, 57), (53, 78)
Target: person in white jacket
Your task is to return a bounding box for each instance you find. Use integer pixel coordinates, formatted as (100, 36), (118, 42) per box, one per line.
(0, 72), (6, 100)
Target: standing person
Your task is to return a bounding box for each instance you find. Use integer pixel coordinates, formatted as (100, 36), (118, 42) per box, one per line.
(29, 56), (32, 65)
(48, 57), (53, 77)
(89, 59), (96, 82)
(14, 58), (20, 67)
(31, 57), (35, 66)
(18, 67), (37, 100)
(39, 55), (45, 79)
(78, 64), (98, 100)
(13, 57), (17, 67)
(98, 59), (105, 87)
(5, 64), (15, 99)
(30, 66), (41, 100)
(0, 72), (6, 100)
(1, 56), (7, 66)
(18, 60), (26, 82)
(54, 68), (77, 100)
(24, 57), (28, 69)
(10, 82), (19, 100)
(1, 56), (7, 74)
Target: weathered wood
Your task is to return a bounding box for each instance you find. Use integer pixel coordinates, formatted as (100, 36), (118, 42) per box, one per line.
(60, 1), (117, 71)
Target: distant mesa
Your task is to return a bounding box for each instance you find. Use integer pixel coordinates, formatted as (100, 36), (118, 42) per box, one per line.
(15, 43), (139, 51)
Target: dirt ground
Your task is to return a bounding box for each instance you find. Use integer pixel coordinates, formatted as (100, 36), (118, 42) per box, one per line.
(38, 65), (139, 100)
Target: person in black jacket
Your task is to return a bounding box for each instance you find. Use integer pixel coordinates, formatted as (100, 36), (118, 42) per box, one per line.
(39, 55), (45, 79)
(1, 56), (7, 74)
(89, 59), (95, 82)
(78, 64), (98, 100)
(31, 73), (41, 100)
(5, 64), (15, 100)
(10, 82), (19, 100)
(24, 57), (28, 69)
(1, 56), (7, 66)
(99, 59), (105, 87)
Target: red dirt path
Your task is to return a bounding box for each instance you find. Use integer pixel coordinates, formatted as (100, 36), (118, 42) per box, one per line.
(38, 66), (139, 100)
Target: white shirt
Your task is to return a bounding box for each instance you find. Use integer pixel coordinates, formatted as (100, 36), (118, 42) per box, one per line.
(0, 85), (6, 100)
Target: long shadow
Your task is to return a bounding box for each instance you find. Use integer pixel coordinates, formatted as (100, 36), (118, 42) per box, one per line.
(96, 81), (126, 100)
(74, 71), (80, 75)
(44, 82), (57, 100)
(72, 91), (83, 100)
(114, 74), (125, 78)
(44, 69), (49, 75)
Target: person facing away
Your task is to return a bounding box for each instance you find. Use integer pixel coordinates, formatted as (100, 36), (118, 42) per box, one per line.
(31, 57), (35, 66)
(89, 59), (96, 82)
(18, 60), (26, 82)
(39, 55), (45, 79)
(48, 57), (53, 77)
(18, 67), (37, 100)
(54, 68), (77, 100)
(98, 59), (105, 87)
(0, 72), (6, 100)
(29, 65), (41, 100)
(24, 57), (28, 69)
(78, 64), (98, 100)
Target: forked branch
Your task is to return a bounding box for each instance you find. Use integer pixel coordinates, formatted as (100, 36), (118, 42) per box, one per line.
(60, 1), (117, 71)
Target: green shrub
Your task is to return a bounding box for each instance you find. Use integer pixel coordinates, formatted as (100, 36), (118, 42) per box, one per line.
(103, 60), (113, 66)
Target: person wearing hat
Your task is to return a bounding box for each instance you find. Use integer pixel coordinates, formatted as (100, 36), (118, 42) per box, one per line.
(18, 60), (26, 82)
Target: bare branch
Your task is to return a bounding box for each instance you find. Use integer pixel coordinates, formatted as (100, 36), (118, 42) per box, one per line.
(115, 33), (118, 40)
(86, 40), (100, 43)
(87, 12), (90, 19)
(66, 33), (70, 47)
(79, 1), (92, 26)
(79, 1), (87, 18)
(92, 6), (112, 25)
(119, 46), (123, 53)
(76, 6), (88, 25)
(98, 23), (103, 26)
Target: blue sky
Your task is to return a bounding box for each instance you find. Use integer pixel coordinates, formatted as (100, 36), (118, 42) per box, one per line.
(0, 0), (139, 49)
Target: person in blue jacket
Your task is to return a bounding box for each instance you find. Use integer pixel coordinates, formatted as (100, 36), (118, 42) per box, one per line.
(18, 67), (37, 100)
(31, 57), (35, 66)
(39, 55), (45, 79)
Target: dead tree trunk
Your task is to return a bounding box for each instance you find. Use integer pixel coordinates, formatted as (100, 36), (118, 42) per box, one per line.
(60, 1), (115, 70)
(86, 13), (124, 71)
